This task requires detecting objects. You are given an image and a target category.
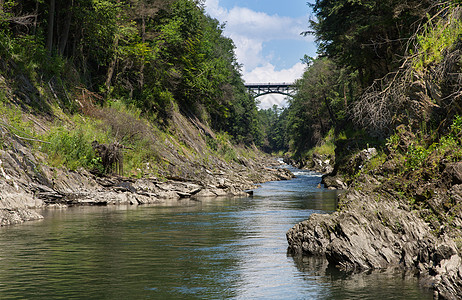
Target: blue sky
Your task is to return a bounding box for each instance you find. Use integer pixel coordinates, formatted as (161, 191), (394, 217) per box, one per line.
(204, 0), (317, 109)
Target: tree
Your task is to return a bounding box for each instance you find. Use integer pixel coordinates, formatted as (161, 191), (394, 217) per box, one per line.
(0, 0), (263, 146)
(310, 0), (436, 86)
(46, 0), (55, 55)
(286, 58), (344, 157)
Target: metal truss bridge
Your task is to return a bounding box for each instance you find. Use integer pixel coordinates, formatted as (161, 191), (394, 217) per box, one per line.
(244, 83), (295, 98)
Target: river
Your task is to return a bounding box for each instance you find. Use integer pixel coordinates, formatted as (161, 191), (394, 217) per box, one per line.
(0, 167), (432, 299)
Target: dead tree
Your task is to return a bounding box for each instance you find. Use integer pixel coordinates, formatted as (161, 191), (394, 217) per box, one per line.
(91, 141), (124, 175)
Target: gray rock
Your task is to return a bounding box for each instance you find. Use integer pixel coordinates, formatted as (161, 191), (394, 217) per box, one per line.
(0, 208), (43, 225)
(321, 175), (347, 189)
(444, 162), (462, 185)
(287, 189), (462, 298)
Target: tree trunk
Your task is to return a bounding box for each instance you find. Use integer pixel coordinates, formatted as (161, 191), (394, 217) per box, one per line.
(104, 34), (119, 94)
(324, 96), (337, 126)
(104, 0), (120, 95)
(59, 0), (73, 56)
(139, 15), (146, 90)
(46, 0), (56, 55)
(33, 0), (39, 35)
(343, 83), (348, 110)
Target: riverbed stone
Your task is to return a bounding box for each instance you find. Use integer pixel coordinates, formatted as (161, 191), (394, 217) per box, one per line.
(321, 175), (347, 189)
(194, 188), (218, 198)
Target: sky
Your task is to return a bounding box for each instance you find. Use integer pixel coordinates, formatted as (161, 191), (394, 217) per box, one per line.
(203, 0), (317, 109)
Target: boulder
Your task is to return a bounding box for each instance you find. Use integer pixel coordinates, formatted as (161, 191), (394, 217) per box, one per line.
(321, 175), (347, 190)
(444, 162), (462, 185)
(0, 208), (43, 226)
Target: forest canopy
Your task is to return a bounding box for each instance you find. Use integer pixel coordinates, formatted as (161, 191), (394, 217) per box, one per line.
(0, 0), (262, 145)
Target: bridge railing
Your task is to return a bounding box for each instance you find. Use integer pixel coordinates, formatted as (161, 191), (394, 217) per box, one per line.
(244, 82), (296, 98)
(244, 82), (294, 87)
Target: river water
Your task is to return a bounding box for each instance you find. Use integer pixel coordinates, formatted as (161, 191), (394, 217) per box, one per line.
(0, 168), (433, 299)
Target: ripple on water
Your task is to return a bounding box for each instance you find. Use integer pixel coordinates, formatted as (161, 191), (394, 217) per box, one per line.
(0, 171), (433, 299)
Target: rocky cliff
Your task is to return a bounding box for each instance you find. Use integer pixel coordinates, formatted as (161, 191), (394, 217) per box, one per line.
(287, 149), (462, 299)
(0, 129), (293, 225)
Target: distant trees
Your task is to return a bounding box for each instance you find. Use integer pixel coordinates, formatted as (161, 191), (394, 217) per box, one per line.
(278, 58), (347, 157)
(258, 105), (288, 153)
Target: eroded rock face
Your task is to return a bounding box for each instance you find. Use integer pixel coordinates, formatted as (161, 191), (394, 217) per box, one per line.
(444, 162), (462, 185)
(0, 133), (293, 226)
(321, 175), (347, 190)
(0, 144), (48, 225)
(287, 190), (462, 300)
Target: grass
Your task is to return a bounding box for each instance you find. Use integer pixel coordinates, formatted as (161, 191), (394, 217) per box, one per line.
(412, 10), (462, 71)
(303, 128), (337, 159)
(215, 132), (237, 162)
(0, 94), (37, 141)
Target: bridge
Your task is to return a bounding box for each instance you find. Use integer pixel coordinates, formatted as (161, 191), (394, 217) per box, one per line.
(244, 82), (295, 98)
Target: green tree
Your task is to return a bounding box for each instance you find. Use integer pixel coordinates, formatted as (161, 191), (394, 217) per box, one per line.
(286, 58), (344, 157)
(310, 0), (435, 86)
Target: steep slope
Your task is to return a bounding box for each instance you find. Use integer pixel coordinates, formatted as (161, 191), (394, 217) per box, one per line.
(0, 61), (292, 226)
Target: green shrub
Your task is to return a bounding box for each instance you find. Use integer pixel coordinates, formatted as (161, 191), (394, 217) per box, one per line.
(45, 127), (98, 171)
(44, 120), (109, 172)
(214, 132), (237, 162)
(405, 143), (432, 171)
(0, 99), (36, 138)
(413, 13), (462, 70)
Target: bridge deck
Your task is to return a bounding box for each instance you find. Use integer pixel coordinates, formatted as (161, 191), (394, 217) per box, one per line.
(244, 83), (293, 87)
(244, 82), (295, 97)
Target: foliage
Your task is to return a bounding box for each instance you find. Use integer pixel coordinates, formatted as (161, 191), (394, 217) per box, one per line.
(297, 0), (461, 144)
(413, 13), (462, 71)
(380, 116), (462, 179)
(0, 0), (262, 148)
(284, 57), (346, 158)
(259, 105), (289, 153)
(353, 5), (462, 136)
(0, 97), (36, 137)
(213, 132), (237, 162)
(305, 128), (336, 157)
(44, 121), (109, 172)
(310, 0), (435, 86)
(405, 143), (433, 171)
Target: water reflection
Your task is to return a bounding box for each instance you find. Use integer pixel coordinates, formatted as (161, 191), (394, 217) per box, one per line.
(0, 170), (432, 299)
(289, 255), (432, 300)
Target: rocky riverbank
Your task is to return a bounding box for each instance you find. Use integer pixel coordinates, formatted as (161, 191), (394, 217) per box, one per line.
(0, 132), (293, 226)
(286, 151), (462, 299)
(287, 188), (462, 299)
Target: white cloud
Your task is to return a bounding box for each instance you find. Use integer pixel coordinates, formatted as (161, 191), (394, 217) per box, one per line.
(225, 7), (306, 40)
(205, 0), (310, 70)
(243, 62), (305, 83)
(204, 0), (311, 108)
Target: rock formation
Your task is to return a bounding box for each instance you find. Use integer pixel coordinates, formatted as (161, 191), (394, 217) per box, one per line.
(287, 166), (462, 300)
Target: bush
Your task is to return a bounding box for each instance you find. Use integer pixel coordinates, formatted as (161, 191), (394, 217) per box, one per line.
(213, 132), (237, 162)
(44, 121), (108, 172)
